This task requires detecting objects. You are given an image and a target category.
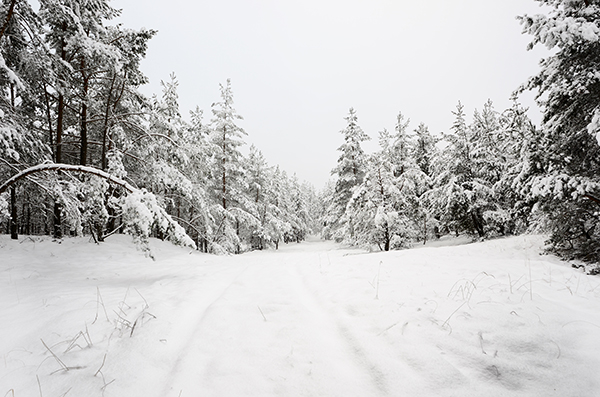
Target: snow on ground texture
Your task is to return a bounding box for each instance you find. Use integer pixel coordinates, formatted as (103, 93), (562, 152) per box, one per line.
(0, 234), (599, 397)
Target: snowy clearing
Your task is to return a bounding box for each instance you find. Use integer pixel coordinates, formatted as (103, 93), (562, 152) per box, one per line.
(1, 234), (599, 396)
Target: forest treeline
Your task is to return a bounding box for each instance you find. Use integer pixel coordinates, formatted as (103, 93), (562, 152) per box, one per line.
(0, 0), (319, 255)
(323, 0), (600, 270)
(1, 0), (599, 267)
(322, 101), (536, 251)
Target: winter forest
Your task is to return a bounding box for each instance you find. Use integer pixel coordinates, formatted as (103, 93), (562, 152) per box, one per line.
(1, 0), (600, 269)
(2, 1), (600, 396)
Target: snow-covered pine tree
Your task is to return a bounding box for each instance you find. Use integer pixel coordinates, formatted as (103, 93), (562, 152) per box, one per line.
(425, 102), (486, 237)
(387, 114), (429, 245)
(176, 106), (213, 252)
(413, 123), (438, 178)
(265, 166), (293, 249)
(34, 0), (156, 239)
(133, 74), (216, 250)
(324, 108), (370, 241)
(411, 122), (438, 242)
(0, 0), (51, 237)
(285, 173), (311, 243)
(243, 144), (271, 249)
(208, 79), (256, 253)
(347, 116), (429, 250)
(39, 0), (121, 166)
(348, 151), (416, 251)
(469, 99), (512, 236)
(497, 97), (538, 235)
(518, 0), (600, 264)
(98, 26), (156, 171)
(390, 112), (412, 177)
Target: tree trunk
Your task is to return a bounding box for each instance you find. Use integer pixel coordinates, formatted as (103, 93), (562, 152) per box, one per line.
(0, 0), (16, 41)
(101, 73), (116, 170)
(25, 201), (30, 235)
(56, 93), (64, 163)
(222, 166), (227, 209)
(384, 227), (390, 251)
(43, 85), (54, 160)
(10, 186), (17, 240)
(471, 210), (485, 238)
(53, 201), (62, 239)
(56, 22), (67, 165)
(53, 24), (67, 238)
(80, 61), (89, 166)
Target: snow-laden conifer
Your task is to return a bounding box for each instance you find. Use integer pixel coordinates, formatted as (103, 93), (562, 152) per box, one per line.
(518, 0), (600, 263)
(323, 108), (370, 241)
(207, 79), (256, 253)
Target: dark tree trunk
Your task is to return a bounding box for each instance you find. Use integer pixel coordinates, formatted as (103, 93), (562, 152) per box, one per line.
(107, 203), (116, 232)
(56, 93), (64, 163)
(222, 168), (227, 209)
(53, 201), (62, 239)
(101, 73), (116, 170)
(44, 84), (54, 160)
(222, 126), (227, 210)
(53, 24), (67, 238)
(80, 61), (89, 166)
(56, 22), (66, 165)
(96, 222), (104, 242)
(10, 186), (17, 240)
(384, 224), (390, 251)
(423, 216), (427, 245)
(471, 211), (485, 238)
(25, 201), (30, 235)
(80, 100), (88, 165)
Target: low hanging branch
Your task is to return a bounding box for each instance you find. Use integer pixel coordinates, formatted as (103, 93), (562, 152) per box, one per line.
(0, 163), (197, 250)
(0, 163), (135, 195)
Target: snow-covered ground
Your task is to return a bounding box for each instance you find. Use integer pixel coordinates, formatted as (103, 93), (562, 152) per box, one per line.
(1, 234), (599, 396)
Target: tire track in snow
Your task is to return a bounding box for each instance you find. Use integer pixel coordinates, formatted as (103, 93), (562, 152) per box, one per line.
(287, 260), (390, 395)
(158, 244), (392, 396)
(156, 263), (252, 395)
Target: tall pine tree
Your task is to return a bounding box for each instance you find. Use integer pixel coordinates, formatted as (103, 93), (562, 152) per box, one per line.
(323, 108), (370, 241)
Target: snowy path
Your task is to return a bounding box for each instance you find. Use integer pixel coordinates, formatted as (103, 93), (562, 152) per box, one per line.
(160, 243), (392, 396)
(1, 235), (600, 397)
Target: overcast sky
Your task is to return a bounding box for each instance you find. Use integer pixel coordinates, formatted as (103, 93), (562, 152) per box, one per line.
(112, 0), (549, 189)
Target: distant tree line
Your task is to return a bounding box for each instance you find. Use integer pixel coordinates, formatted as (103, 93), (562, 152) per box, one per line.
(0, 0), (318, 254)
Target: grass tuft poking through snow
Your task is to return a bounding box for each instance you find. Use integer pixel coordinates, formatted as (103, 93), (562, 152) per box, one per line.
(1, 234), (599, 396)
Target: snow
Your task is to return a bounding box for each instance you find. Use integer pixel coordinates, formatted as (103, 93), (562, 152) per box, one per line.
(1, 234), (599, 396)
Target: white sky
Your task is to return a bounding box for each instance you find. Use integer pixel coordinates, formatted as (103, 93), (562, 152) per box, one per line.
(112, 0), (549, 189)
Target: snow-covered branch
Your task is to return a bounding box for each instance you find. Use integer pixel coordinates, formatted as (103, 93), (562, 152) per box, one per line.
(0, 163), (136, 195)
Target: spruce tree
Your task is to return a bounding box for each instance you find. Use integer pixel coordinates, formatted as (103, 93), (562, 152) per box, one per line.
(519, 0), (600, 264)
(324, 108), (370, 241)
